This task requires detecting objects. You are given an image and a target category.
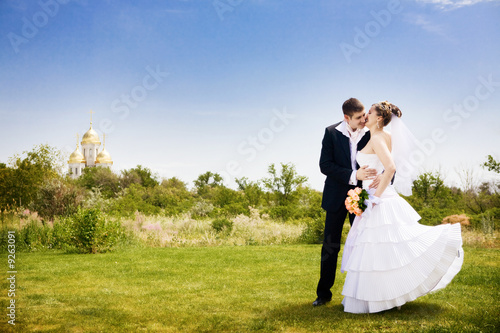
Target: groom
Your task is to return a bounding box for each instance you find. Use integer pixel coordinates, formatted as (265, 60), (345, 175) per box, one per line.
(313, 97), (378, 307)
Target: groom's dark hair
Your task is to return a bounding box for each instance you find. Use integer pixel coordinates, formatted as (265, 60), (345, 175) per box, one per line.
(342, 98), (364, 117)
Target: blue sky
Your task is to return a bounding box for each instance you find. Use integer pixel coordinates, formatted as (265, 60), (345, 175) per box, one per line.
(1, 0), (499, 190)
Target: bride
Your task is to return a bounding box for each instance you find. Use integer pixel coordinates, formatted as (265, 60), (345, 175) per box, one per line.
(340, 101), (464, 314)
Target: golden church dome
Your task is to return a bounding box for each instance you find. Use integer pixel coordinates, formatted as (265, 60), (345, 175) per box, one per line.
(68, 148), (85, 164)
(81, 126), (101, 145)
(96, 148), (113, 165)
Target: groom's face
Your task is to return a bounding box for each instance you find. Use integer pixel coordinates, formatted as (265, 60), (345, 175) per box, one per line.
(345, 110), (366, 131)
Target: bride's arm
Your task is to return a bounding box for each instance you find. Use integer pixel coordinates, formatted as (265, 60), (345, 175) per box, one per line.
(372, 135), (396, 198)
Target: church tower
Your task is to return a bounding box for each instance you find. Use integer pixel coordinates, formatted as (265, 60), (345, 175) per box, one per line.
(68, 111), (113, 178)
(96, 134), (113, 167)
(68, 134), (86, 179)
(80, 110), (101, 167)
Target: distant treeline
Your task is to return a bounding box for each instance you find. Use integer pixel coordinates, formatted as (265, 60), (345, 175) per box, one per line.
(1, 144), (498, 229)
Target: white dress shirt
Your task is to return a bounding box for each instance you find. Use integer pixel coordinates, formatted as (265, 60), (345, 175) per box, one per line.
(335, 121), (369, 185)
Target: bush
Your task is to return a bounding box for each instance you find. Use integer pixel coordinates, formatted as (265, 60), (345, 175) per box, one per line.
(299, 215), (352, 245)
(469, 207), (500, 233)
(77, 166), (121, 198)
(266, 205), (298, 221)
(81, 187), (111, 212)
(190, 200), (214, 219)
(299, 217), (324, 244)
(19, 220), (54, 251)
(52, 216), (76, 251)
(480, 214), (496, 235)
(72, 208), (126, 254)
(295, 186), (324, 220)
(32, 178), (84, 221)
(108, 184), (162, 217)
(416, 207), (458, 226)
(0, 222), (54, 253)
(218, 202), (249, 217)
(0, 210), (54, 252)
(211, 218), (233, 234)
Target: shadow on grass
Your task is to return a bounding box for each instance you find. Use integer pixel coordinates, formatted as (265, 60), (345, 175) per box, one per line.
(251, 300), (445, 332)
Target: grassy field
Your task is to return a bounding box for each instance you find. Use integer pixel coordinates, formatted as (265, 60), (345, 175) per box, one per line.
(1, 244), (498, 332)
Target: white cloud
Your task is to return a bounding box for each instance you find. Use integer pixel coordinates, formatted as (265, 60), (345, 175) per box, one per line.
(416, 0), (496, 10)
(412, 15), (446, 35)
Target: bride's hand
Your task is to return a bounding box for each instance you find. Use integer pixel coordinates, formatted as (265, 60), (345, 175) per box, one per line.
(368, 175), (382, 189)
(368, 195), (381, 208)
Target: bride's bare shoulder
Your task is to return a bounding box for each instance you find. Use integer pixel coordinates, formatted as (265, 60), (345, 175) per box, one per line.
(384, 131), (392, 149)
(371, 132), (391, 149)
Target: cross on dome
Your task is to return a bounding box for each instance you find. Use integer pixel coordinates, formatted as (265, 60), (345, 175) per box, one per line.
(89, 110), (95, 125)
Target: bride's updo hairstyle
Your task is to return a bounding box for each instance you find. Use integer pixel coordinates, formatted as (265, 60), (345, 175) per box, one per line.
(372, 101), (402, 127)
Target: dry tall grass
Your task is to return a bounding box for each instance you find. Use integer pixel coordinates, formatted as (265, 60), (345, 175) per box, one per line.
(122, 209), (305, 248)
(461, 228), (499, 248)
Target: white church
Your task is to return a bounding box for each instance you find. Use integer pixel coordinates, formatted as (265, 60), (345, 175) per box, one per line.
(68, 112), (113, 179)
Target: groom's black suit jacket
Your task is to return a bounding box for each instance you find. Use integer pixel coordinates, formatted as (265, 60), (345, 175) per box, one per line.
(320, 122), (370, 212)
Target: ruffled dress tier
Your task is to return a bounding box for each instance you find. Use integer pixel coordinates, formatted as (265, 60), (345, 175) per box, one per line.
(341, 152), (464, 314)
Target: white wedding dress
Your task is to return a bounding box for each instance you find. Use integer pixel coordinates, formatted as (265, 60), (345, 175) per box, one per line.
(341, 152), (464, 313)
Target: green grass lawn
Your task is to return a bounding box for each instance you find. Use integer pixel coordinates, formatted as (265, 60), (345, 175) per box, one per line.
(1, 245), (499, 332)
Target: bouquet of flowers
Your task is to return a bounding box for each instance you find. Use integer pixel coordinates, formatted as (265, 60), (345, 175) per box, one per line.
(345, 187), (370, 216)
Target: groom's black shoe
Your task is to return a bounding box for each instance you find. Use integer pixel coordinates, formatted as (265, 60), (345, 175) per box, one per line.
(312, 297), (331, 307)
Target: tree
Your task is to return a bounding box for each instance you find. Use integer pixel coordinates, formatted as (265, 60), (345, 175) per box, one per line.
(482, 155), (500, 173)
(32, 178), (84, 220)
(120, 168), (142, 189)
(0, 163), (16, 209)
(194, 171), (224, 197)
(121, 165), (159, 188)
(262, 163), (308, 206)
(161, 177), (188, 191)
(412, 172), (446, 204)
(158, 177), (194, 215)
(211, 186), (248, 216)
(295, 185), (324, 219)
(407, 171), (463, 225)
(12, 144), (66, 177)
(235, 177), (264, 208)
(456, 158), (500, 214)
(77, 167), (120, 198)
(1, 144), (64, 209)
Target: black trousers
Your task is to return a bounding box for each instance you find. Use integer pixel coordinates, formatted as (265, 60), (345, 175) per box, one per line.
(316, 206), (356, 300)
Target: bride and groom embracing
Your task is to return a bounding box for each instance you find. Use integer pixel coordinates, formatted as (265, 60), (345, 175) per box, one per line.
(313, 98), (464, 313)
